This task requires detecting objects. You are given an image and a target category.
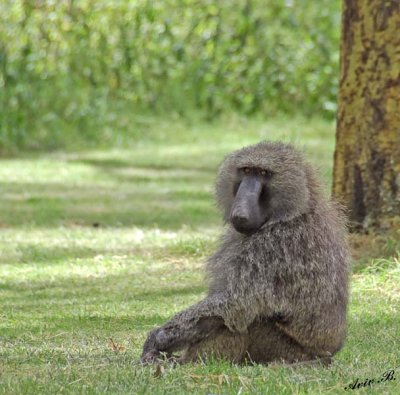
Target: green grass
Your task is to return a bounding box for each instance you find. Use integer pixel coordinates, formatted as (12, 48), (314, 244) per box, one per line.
(0, 115), (399, 394)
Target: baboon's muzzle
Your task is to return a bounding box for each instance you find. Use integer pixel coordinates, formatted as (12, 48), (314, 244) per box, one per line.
(230, 176), (264, 234)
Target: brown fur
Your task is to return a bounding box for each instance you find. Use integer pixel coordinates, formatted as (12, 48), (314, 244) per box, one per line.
(141, 141), (349, 365)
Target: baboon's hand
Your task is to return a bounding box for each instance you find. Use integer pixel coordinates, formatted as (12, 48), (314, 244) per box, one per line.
(140, 349), (161, 365)
(142, 315), (226, 360)
(141, 294), (255, 356)
(141, 328), (162, 356)
(141, 328), (166, 364)
(141, 321), (206, 358)
(141, 325), (181, 357)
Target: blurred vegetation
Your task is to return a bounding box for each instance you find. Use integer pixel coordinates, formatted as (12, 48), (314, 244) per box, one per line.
(0, 0), (341, 152)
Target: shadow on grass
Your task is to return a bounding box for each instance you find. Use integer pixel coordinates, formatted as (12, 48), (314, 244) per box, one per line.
(1, 271), (206, 303)
(1, 270), (207, 334)
(74, 157), (217, 173)
(69, 144), (227, 173)
(0, 180), (218, 229)
(0, 313), (184, 338)
(0, 244), (141, 265)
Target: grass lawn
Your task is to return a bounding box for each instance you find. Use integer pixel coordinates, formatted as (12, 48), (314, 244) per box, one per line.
(0, 115), (399, 394)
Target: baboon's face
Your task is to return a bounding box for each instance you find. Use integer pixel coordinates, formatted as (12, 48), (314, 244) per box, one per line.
(230, 166), (272, 234)
(216, 142), (311, 234)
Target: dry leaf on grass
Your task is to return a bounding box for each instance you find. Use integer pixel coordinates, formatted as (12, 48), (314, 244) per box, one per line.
(108, 337), (126, 352)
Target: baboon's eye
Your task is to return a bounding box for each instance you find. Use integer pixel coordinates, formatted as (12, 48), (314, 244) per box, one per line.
(242, 167), (251, 174)
(259, 169), (273, 177)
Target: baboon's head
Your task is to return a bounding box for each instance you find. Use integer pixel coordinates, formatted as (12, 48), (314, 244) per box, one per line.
(216, 142), (312, 235)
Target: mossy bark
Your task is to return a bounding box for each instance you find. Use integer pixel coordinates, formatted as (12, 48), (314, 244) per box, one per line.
(333, 0), (400, 231)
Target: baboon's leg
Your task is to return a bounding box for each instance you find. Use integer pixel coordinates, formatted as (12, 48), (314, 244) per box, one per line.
(180, 321), (331, 366)
(180, 327), (249, 364)
(246, 321), (327, 365)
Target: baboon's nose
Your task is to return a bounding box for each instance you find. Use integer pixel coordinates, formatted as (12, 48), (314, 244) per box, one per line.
(231, 213), (252, 233)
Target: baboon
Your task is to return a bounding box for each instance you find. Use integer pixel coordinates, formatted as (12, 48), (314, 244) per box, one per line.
(141, 141), (349, 365)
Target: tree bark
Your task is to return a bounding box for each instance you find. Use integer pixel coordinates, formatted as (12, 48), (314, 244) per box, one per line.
(333, 0), (400, 231)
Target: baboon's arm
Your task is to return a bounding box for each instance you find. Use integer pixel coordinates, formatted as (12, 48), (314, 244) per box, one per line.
(141, 292), (259, 356)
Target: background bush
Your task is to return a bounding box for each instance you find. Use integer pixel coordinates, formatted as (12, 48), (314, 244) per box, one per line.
(0, 0), (341, 152)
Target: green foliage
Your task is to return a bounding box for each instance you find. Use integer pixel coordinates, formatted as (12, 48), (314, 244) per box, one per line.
(0, 0), (341, 152)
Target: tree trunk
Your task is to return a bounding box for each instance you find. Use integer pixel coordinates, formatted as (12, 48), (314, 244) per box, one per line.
(333, 0), (400, 232)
